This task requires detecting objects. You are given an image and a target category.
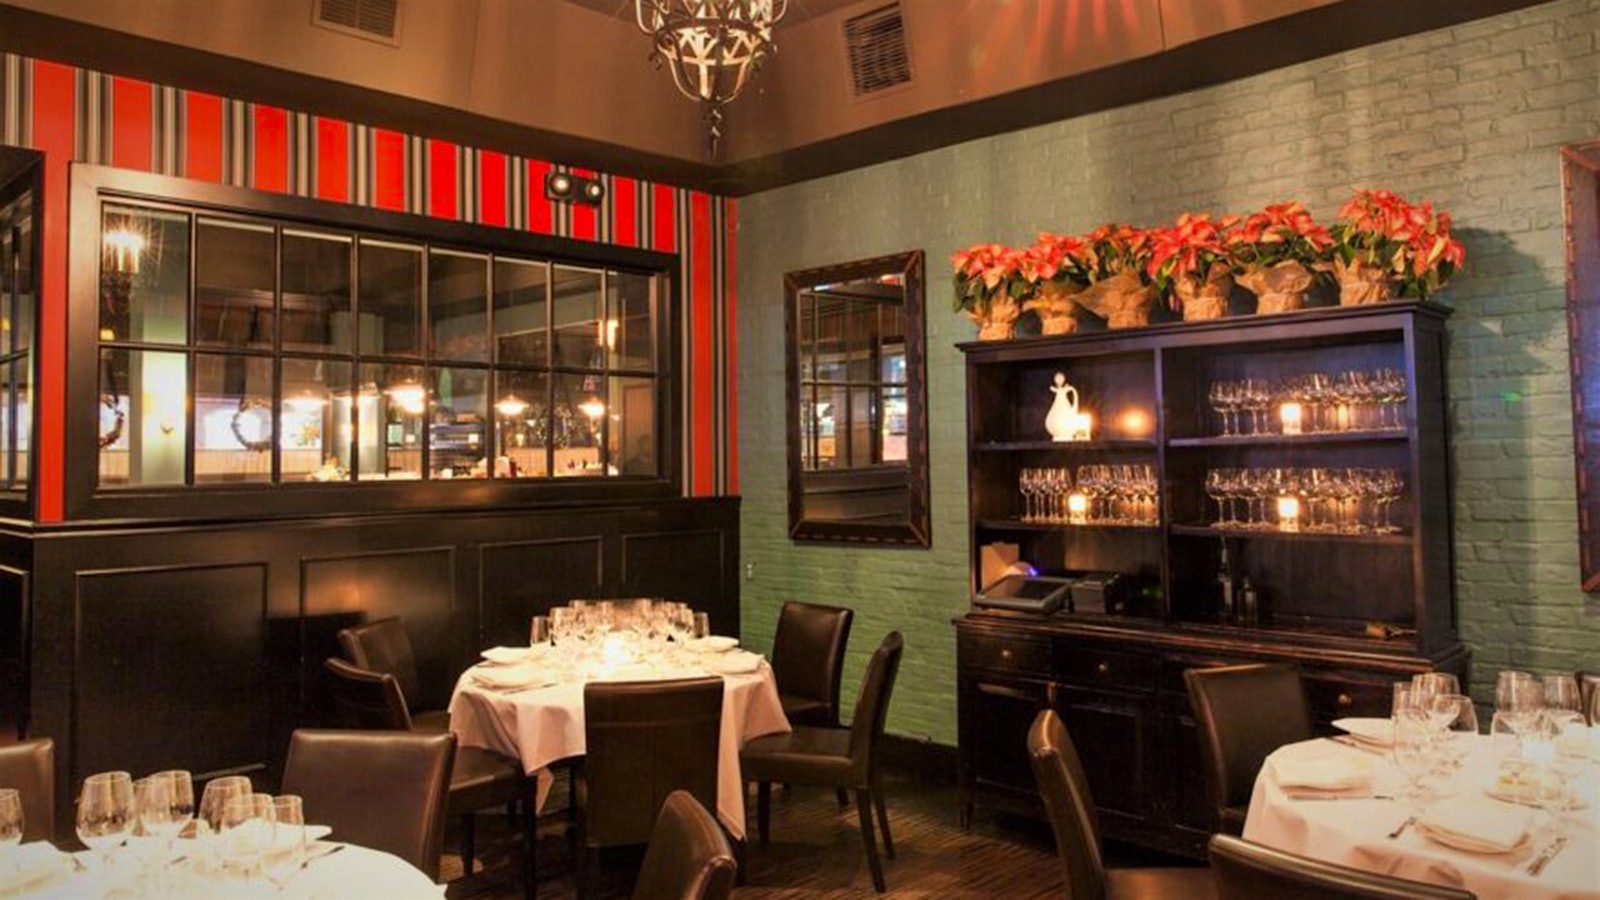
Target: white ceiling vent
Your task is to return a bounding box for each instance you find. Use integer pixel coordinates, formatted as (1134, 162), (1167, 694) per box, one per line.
(312, 0), (402, 46)
(843, 4), (912, 97)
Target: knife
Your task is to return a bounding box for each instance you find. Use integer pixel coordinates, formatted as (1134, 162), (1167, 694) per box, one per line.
(1327, 735), (1385, 756)
(1285, 791), (1393, 801)
(1526, 836), (1567, 876)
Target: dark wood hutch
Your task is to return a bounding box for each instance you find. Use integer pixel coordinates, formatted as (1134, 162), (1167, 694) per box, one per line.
(954, 301), (1467, 859)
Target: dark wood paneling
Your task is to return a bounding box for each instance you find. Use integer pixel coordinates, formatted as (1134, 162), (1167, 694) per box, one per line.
(621, 528), (726, 610)
(478, 536), (604, 648)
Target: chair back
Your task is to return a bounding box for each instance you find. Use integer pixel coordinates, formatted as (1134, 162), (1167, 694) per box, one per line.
(632, 790), (737, 900)
(0, 738), (53, 842)
(847, 631), (904, 782)
(324, 657), (413, 730)
(281, 729), (454, 881)
(584, 677), (723, 847)
(1184, 663), (1312, 829)
(1209, 834), (1476, 899)
(1579, 670), (1600, 724)
(338, 617), (425, 711)
(1027, 710), (1106, 900)
(771, 601), (854, 723)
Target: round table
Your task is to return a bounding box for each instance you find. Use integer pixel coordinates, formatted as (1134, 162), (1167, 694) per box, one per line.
(1245, 735), (1600, 900)
(447, 641), (791, 839)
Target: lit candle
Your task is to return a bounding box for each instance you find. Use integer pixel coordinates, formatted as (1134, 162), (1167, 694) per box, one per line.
(1276, 496), (1301, 532)
(1071, 411), (1094, 441)
(1067, 492), (1089, 524)
(1279, 402), (1304, 436)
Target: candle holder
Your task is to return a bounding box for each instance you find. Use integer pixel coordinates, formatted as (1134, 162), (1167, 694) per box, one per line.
(1279, 401), (1303, 436)
(1276, 495), (1301, 532)
(1067, 492), (1089, 524)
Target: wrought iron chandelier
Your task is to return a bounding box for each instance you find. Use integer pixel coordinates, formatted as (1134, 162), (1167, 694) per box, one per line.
(634, 0), (788, 155)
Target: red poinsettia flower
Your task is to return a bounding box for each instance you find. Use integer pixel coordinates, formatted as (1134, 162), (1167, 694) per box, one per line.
(1333, 189), (1465, 300)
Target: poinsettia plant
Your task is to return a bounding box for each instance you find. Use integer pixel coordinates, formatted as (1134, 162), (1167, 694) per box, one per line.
(1331, 189), (1465, 299)
(1027, 231), (1095, 289)
(1225, 202), (1334, 269)
(1080, 223), (1156, 283)
(1147, 213), (1238, 296)
(950, 243), (1031, 315)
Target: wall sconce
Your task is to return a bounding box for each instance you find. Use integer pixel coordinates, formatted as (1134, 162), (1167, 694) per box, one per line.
(495, 394), (529, 418)
(578, 397), (607, 419)
(545, 171), (605, 207)
(386, 382), (426, 416)
(103, 227), (146, 274)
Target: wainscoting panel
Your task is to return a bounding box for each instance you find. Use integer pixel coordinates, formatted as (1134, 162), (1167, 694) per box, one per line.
(479, 536), (605, 648)
(620, 529), (731, 631)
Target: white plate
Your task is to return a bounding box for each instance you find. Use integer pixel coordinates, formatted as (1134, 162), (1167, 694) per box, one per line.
(1332, 717), (1394, 748)
(706, 651), (762, 675)
(470, 663), (550, 690)
(480, 646), (532, 665)
(686, 636), (739, 654)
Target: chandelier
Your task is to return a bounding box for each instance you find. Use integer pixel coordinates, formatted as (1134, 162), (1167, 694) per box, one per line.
(635, 0), (788, 155)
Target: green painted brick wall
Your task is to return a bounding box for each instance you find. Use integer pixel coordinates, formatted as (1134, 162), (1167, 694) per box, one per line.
(736, 0), (1600, 745)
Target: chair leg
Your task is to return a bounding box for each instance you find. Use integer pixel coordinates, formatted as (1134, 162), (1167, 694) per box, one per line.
(460, 812), (476, 877)
(757, 781), (772, 848)
(873, 783), (895, 860)
(855, 789), (886, 893)
(732, 835), (747, 886)
(836, 788), (849, 809)
(522, 803), (538, 900)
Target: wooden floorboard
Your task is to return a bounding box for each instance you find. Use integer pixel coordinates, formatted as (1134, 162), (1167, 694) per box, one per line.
(440, 768), (1202, 899)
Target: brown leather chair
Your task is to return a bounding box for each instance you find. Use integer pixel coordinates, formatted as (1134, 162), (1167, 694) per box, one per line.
(632, 790), (737, 900)
(0, 738), (53, 842)
(1579, 670), (1600, 724)
(577, 677), (724, 897)
(322, 658), (530, 894)
(770, 601), (854, 728)
(741, 631), (903, 894)
(282, 729), (454, 881)
(337, 617), (450, 731)
(1209, 834), (1475, 899)
(1028, 710), (1216, 900)
(1184, 663), (1312, 836)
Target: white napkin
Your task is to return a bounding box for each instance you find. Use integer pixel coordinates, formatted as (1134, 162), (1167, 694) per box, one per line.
(705, 650), (762, 675)
(9, 841), (69, 889)
(685, 636), (739, 653)
(1273, 748), (1372, 791)
(469, 663), (551, 690)
(481, 646), (532, 665)
(1417, 797), (1533, 854)
(1332, 717), (1394, 747)
(265, 824), (333, 856)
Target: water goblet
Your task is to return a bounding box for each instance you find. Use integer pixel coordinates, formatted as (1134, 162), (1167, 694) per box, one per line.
(220, 793), (276, 881)
(529, 615), (550, 647)
(693, 612), (711, 640)
(1543, 675), (1583, 714)
(265, 795), (306, 888)
(78, 771), (136, 875)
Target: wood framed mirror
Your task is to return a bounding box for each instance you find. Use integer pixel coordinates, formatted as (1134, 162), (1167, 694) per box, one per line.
(785, 250), (929, 546)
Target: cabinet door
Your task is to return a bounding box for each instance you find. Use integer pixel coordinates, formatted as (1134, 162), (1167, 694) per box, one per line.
(960, 677), (1049, 796)
(1053, 683), (1150, 820)
(1168, 708), (1214, 833)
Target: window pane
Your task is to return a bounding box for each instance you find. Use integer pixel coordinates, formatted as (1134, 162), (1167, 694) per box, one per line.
(881, 303), (906, 384)
(552, 372), (604, 477)
(194, 354), (273, 484)
(849, 387), (877, 467)
(14, 355), (29, 486)
(429, 250), (488, 362)
(430, 366), (488, 480)
(882, 387), (908, 464)
(282, 230), (352, 353)
(355, 364), (425, 480)
(196, 219), (275, 349)
(3, 189), (34, 353)
(814, 296), (847, 382)
(493, 258), (547, 366)
(98, 348), (187, 486)
(0, 359), (10, 483)
(847, 302), (879, 381)
(608, 376), (656, 477)
(798, 292), (815, 381)
(814, 383), (847, 469)
(358, 240), (422, 357)
(607, 271), (653, 371)
(493, 370), (548, 479)
(282, 357), (352, 483)
(552, 266), (603, 369)
(101, 206), (189, 344)
(800, 384), (815, 471)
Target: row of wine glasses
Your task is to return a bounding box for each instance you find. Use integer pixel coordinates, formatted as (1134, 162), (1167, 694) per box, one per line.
(1207, 368), (1408, 435)
(1203, 467), (1404, 533)
(535, 598), (710, 648)
(1018, 465), (1159, 526)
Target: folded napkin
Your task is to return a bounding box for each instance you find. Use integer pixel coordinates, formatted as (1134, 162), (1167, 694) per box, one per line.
(1273, 748), (1372, 792)
(264, 824), (333, 856)
(1332, 717), (1394, 748)
(1417, 797), (1533, 854)
(706, 650), (762, 675)
(481, 646), (532, 665)
(469, 663), (551, 691)
(10, 841), (69, 889)
(685, 636), (739, 654)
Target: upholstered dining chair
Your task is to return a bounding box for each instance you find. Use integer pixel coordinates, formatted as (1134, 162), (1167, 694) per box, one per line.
(770, 601), (855, 728)
(1183, 663), (1313, 836)
(741, 631), (903, 894)
(1208, 835), (1476, 899)
(1028, 710), (1216, 900)
(0, 738), (54, 842)
(322, 657), (531, 896)
(578, 677), (725, 899)
(282, 729), (455, 881)
(337, 617), (450, 731)
(632, 790), (737, 900)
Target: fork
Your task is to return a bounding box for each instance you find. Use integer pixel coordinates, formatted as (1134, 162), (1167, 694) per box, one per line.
(1526, 836), (1567, 876)
(1386, 815), (1417, 839)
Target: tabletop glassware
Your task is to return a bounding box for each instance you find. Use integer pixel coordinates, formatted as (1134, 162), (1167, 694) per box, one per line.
(78, 771), (136, 872)
(138, 770), (195, 843)
(1496, 671), (1543, 738)
(0, 787), (21, 879)
(220, 793), (276, 880)
(693, 612), (711, 640)
(1542, 674), (1583, 714)
(1429, 694), (1475, 776)
(265, 795), (306, 888)
(550, 608), (575, 646)
(529, 615), (550, 646)
(1391, 711), (1433, 812)
(1411, 672), (1460, 708)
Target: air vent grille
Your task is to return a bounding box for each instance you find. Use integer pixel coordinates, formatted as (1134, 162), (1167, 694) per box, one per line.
(844, 4), (912, 96)
(313, 0), (401, 44)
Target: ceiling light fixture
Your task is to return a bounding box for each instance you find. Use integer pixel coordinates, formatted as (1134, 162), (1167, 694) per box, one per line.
(634, 0), (788, 156)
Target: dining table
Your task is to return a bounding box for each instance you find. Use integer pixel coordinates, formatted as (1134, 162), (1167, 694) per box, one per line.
(1244, 731), (1600, 900)
(446, 636), (791, 839)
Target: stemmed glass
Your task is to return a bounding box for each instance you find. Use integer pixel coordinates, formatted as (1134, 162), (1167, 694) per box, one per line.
(78, 771), (136, 875)
(1205, 469), (1232, 527)
(0, 788), (21, 882)
(1375, 367), (1408, 429)
(198, 775), (252, 872)
(220, 793), (276, 881)
(1241, 379), (1271, 435)
(1494, 672), (1543, 750)
(265, 795), (306, 889)
(1543, 675), (1583, 714)
(138, 769), (194, 886)
(1209, 381), (1238, 436)
(1430, 694), (1476, 775)
(1392, 709), (1434, 816)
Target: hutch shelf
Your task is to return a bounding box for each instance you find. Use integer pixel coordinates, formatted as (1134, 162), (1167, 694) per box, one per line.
(953, 301), (1467, 859)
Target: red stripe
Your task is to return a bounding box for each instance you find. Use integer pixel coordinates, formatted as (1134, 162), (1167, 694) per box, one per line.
(611, 176), (637, 248)
(182, 92), (224, 183)
(252, 105), (289, 192)
(570, 167), (597, 241)
(109, 77), (153, 172)
(724, 200), (738, 495)
(314, 118), (350, 202)
(373, 129), (406, 211)
(690, 192), (714, 496)
(32, 61), (74, 523)
(478, 151), (507, 227)
(653, 185), (676, 252)
(525, 159), (553, 234)
(427, 140), (457, 219)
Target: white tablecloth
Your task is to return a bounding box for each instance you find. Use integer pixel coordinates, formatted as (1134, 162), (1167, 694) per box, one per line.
(447, 644), (791, 839)
(1245, 736), (1600, 900)
(10, 839), (443, 899)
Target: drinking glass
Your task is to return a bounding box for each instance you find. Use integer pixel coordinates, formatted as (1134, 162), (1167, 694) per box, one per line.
(529, 615), (550, 646)
(693, 612), (711, 640)
(198, 776), (252, 837)
(1392, 683), (1422, 719)
(1430, 695), (1476, 774)
(1543, 675), (1583, 713)
(138, 770), (194, 855)
(1392, 712), (1433, 811)
(550, 608), (575, 646)
(78, 771), (136, 872)
(221, 793), (276, 880)
(1497, 671), (1542, 736)
(1590, 683), (1600, 727)
(1411, 672), (1460, 708)
(266, 795), (306, 886)
(0, 788), (21, 875)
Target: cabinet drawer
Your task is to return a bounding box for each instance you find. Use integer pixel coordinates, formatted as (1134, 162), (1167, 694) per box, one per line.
(959, 632), (1053, 677)
(1304, 675), (1392, 720)
(1058, 645), (1156, 691)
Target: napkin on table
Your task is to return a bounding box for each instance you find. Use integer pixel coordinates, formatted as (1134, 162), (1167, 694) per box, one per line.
(469, 663), (550, 690)
(1273, 748), (1372, 792)
(1417, 797), (1534, 854)
(1332, 717), (1395, 747)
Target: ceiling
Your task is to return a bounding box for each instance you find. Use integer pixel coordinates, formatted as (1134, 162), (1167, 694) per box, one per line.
(562, 0), (870, 28)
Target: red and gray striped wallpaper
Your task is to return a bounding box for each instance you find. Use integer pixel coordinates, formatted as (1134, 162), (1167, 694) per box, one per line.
(0, 53), (738, 520)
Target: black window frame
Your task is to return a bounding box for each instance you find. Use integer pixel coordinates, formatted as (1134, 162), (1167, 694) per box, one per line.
(0, 147), (43, 520)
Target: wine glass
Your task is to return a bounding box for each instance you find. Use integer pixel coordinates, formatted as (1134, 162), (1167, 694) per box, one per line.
(1411, 672), (1460, 708)
(1543, 675), (1583, 714)
(1019, 468), (1040, 522)
(78, 771), (136, 873)
(1430, 694), (1476, 774)
(1392, 711), (1433, 813)
(1589, 682), (1600, 727)
(1209, 381), (1236, 436)
(265, 795), (306, 888)
(1497, 672), (1544, 743)
(550, 607), (574, 646)
(221, 793), (276, 880)
(138, 769), (194, 875)
(0, 787), (21, 881)
(529, 615), (550, 647)
(693, 612), (711, 640)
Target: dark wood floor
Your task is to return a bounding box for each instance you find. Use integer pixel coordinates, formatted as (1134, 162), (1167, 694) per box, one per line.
(440, 768), (1201, 899)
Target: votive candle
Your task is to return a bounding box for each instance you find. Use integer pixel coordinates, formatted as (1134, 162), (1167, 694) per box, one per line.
(1067, 492), (1089, 524)
(1276, 496), (1301, 532)
(1279, 401), (1304, 436)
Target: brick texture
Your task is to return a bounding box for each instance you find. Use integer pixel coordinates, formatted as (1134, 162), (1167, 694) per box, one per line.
(736, 0), (1600, 744)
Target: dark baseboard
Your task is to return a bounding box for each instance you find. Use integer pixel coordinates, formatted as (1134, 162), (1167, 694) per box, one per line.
(880, 733), (959, 786)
